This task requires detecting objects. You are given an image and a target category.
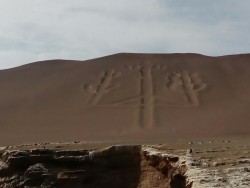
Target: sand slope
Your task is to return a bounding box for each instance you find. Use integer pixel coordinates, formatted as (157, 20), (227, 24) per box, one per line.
(0, 53), (250, 145)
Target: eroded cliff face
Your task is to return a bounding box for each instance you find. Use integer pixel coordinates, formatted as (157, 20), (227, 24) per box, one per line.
(0, 144), (191, 188)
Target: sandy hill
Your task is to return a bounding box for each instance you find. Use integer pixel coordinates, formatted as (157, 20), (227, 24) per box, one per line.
(0, 53), (250, 145)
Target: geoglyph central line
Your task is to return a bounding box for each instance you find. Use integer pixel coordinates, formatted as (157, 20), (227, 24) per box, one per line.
(84, 62), (207, 128)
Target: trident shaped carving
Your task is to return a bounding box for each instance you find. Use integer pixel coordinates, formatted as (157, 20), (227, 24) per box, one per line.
(83, 63), (207, 129)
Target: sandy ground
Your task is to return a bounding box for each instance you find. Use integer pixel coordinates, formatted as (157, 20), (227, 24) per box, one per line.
(0, 53), (249, 186)
(0, 53), (250, 145)
(1, 136), (249, 187)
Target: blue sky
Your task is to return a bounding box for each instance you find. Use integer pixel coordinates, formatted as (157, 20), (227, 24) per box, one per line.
(0, 0), (250, 69)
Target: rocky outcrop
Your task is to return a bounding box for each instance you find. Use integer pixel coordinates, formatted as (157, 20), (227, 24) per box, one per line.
(139, 146), (192, 188)
(0, 144), (191, 188)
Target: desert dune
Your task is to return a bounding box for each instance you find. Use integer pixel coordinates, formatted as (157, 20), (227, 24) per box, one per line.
(0, 53), (250, 145)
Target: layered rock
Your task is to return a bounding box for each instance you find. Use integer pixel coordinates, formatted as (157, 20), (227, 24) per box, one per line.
(0, 145), (191, 188)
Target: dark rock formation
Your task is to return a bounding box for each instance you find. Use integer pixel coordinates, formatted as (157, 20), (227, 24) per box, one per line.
(0, 145), (191, 188)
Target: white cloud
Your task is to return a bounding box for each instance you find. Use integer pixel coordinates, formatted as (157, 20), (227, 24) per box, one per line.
(0, 0), (249, 69)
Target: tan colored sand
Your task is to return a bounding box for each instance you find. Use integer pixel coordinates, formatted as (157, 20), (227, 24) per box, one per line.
(0, 53), (250, 145)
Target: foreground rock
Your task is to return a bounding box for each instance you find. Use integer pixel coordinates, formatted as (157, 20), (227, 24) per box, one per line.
(1, 139), (249, 187)
(0, 144), (191, 188)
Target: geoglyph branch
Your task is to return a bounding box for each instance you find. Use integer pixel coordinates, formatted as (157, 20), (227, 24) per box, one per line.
(167, 70), (207, 106)
(84, 70), (121, 105)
